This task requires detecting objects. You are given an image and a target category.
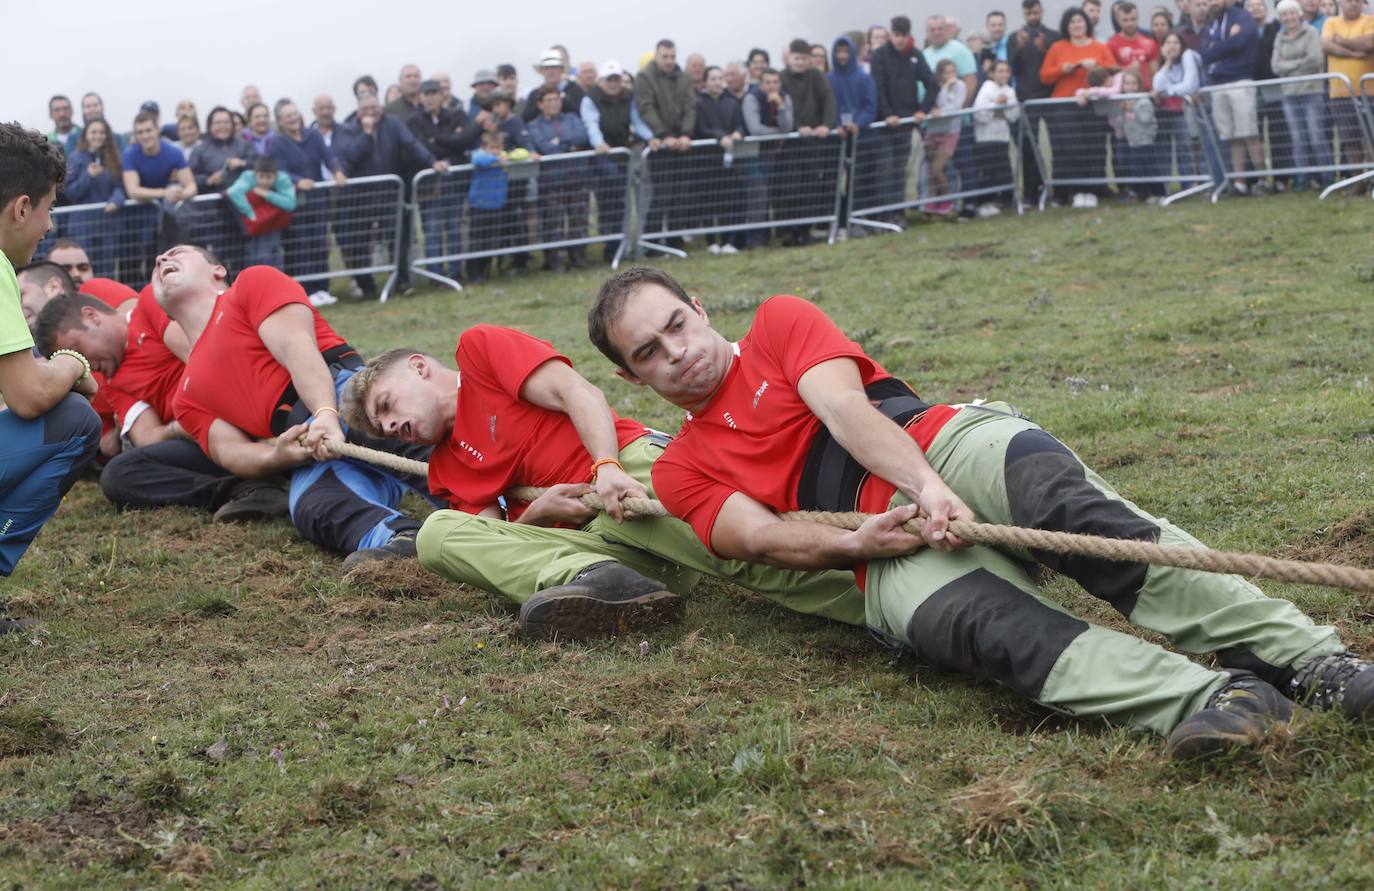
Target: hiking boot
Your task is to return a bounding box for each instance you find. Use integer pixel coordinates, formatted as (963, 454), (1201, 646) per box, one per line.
(1289, 652), (1374, 722)
(518, 562), (683, 641)
(213, 481), (289, 524)
(1165, 672), (1293, 760)
(341, 532), (418, 570)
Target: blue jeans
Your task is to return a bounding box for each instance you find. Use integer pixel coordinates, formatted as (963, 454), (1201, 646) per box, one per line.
(0, 394), (100, 576)
(419, 175), (465, 279)
(1282, 93), (1332, 188)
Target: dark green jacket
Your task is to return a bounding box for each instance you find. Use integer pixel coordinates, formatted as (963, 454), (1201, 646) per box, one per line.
(634, 63), (696, 138)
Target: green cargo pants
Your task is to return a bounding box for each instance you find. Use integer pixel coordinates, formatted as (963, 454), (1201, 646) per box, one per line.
(417, 436), (865, 625)
(866, 402), (1344, 736)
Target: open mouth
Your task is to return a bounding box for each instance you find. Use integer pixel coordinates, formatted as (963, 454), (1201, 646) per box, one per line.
(401, 420), (413, 441)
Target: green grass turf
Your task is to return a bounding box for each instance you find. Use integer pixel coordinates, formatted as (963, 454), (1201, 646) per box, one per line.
(3, 195), (1374, 888)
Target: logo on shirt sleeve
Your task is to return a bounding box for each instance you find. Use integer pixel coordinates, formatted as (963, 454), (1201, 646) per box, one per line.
(752, 380), (769, 408)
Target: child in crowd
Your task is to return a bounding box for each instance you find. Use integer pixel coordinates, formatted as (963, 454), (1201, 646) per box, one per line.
(1078, 69), (1159, 201)
(923, 59), (966, 215)
(227, 155), (296, 269)
(972, 59), (1021, 217)
(466, 130), (510, 284)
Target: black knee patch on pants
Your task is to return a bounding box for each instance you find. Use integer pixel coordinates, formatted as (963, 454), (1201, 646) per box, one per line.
(1005, 428), (1159, 616)
(292, 468), (402, 554)
(1215, 646), (1296, 689)
(46, 394), (101, 494)
(906, 569), (1088, 699)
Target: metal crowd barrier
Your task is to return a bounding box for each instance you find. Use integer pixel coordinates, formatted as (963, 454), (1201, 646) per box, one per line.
(1320, 73), (1374, 198)
(1021, 94), (1214, 209)
(44, 174), (407, 300)
(1195, 74), (1374, 202)
(849, 109), (1022, 231)
(636, 132), (846, 258)
(409, 147), (633, 290)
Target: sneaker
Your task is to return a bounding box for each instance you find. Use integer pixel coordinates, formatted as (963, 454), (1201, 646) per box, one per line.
(212, 482), (289, 524)
(518, 562), (683, 641)
(1231, 180), (1249, 196)
(976, 203), (1002, 218)
(308, 290), (339, 308)
(0, 602), (33, 636)
(1081, 193), (1099, 208)
(341, 532), (418, 570)
(719, 244), (739, 255)
(1289, 652), (1374, 722)
(1165, 672), (1293, 760)
(707, 243), (722, 255)
(1071, 193), (1088, 208)
(346, 281), (365, 300)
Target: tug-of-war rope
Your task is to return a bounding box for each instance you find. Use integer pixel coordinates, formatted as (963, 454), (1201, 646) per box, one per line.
(321, 440), (1374, 594)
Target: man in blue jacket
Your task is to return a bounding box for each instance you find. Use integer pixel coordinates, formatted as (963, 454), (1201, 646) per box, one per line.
(337, 93), (448, 298)
(829, 36), (879, 226)
(526, 85), (591, 272)
(1201, 0), (1265, 191)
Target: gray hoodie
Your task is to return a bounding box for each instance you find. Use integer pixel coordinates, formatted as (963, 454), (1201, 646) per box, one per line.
(1270, 23), (1326, 96)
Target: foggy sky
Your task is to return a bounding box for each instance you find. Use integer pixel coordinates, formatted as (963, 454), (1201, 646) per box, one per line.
(9, 0), (1058, 131)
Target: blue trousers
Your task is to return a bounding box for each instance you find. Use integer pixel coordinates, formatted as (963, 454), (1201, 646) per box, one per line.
(286, 367), (426, 554)
(0, 394), (101, 576)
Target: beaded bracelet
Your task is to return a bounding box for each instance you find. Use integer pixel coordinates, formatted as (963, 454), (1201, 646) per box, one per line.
(49, 349), (92, 385)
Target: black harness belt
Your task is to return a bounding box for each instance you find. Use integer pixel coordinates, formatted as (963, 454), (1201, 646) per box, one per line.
(269, 343), (363, 436)
(796, 377), (930, 512)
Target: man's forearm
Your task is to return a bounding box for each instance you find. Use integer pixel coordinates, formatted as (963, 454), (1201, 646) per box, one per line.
(211, 438), (295, 478)
(734, 519), (863, 570)
(823, 390), (943, 501)
(562, 381), (623, 462)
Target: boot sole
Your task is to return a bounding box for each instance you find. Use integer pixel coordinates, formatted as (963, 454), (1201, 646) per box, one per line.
(1165, 721), (1282, 760)
(520, 589), (683, 641)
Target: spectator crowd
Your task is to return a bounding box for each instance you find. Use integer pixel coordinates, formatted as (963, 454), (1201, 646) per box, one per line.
(29, 0), (1374, 296)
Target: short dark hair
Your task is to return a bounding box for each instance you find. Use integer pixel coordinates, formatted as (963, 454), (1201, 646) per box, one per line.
(891, 15), (913, 35)
(1117, 0), (1137, 13)
(656, 39), (676, 50)
(1022, 0), (1041, 8)
(497, 64), (517, 78)
(245, 102), (268, 121)
(987, 9), (1007, 20)
(789, 38), (812, 55)
(253, 155), (277, 175)
(0, 122), (67, 212)
(588, 266), (693, 372)
(1082, 0), (1101, 7)
(206, 105), (233, 132)
(133, 110), (158, 129)
(34, 292), (115, 356)
(16, 260), (76, 296)
(747, 48), (770, 64)
(760, 67), (782, 80)
(49, 95), (71, 112)
(50, 238), (85, 253)
(353, 75), (378, 97)
(1060, 7), (1090, 36)
(534, 84), (563, 103)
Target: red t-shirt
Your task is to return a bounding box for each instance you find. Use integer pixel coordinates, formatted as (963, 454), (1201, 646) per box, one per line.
(1106, 32), (1159, 79)
(79, 277), (139, 309)
(173, 266), (346, 451)
(104, 285), (185, 433)
(427, 325), (649, 516)
(651, 296), (957, 588)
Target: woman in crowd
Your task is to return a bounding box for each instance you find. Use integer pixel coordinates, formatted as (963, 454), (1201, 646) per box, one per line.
(62, 118), (125, 276)
(175, 114), (201, 153)
(244, 103), (274, 155)
(269, 98), (346, 288)
(1150, 9), (1174, 44)
(1040, 6), (1117, 206)
(1153, 31), (1203, 179)
(864, 24), (889, 71)
(1249, 0), (1295, 188)
(189, 107), (256, 194)
(1271, 0), (1331, 189)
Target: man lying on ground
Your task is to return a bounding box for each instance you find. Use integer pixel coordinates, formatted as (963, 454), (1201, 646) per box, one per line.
(0, 122), (102, 633)
(35, 289), (288, 522)
(341, 324), (862, 639)
(587, 266), (1374, 760)
(152, 247), (428, 564)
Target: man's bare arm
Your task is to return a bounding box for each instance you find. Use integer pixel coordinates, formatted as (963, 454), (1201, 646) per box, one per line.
(122, 170), (166, 202)
(126, 410), (186, 447)
(709, 491), (925, 569)
(206, 419), (312, 478)
(257, 302), (344, 457)
(0, 349), (94, 419)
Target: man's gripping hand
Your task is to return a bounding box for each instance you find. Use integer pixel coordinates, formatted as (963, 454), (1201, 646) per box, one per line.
(522, 483), (600, 527)
(304, 411), (345, 461)
(913, 478), (974, 551)
(594, 464), (650, 523)
(274, 422), (315, 468)
(845, 503), (927, 559)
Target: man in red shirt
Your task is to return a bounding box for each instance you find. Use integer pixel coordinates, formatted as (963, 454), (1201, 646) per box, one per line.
(340, 324), (861, 639)
(1106, 2), (1160, 84)
(152, 245), (428, 563)
(34, 288), (287, 522)
(587, 267), (1374, 759)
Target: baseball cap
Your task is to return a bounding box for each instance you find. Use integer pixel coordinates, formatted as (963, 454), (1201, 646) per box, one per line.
(599, 60), (625, 79)
(471, 68), (499, 87)
(420, 79), (442, 93)
(140, 100), (160, 115)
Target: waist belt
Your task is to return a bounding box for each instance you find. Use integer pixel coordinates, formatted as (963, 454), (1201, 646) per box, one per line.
(796, 377), (930, 512)
(269, 343), (363, 436)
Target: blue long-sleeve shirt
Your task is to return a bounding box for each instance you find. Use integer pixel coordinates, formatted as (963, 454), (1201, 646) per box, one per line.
(226, 169), (296, 219)
(269, 128), (339, 183)
(337, 114), (436, 179)
(469, 150), (509, 209)
(579, 96), (654, 147)
(1201, 5), (1259, 85)
(64, 150), (127, 206)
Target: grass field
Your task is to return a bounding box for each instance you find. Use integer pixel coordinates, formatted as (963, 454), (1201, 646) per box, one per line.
(4, 196), (1374, 889)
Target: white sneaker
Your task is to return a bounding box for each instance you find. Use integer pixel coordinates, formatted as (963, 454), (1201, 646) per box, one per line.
(1081, 193), (1099, 208)
(308, 289), (339, 307)
(1071, 193), (1087, 208)
(1232, 181), (1248, 196)
(707, 243), (722, 255)
(346, 281), (364, 300)
(976, 203), (1002, 218)
(720, 244), (739, 255)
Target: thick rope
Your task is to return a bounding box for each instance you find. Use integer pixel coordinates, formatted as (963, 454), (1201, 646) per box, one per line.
(325, 442), (1374, 593)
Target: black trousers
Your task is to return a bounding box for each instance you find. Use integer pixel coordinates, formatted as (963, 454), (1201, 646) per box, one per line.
(100, 439), (243, 513)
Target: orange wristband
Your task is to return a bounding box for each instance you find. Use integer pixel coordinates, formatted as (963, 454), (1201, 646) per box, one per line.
(590, 457), (623, 481)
